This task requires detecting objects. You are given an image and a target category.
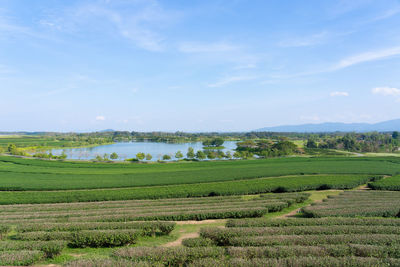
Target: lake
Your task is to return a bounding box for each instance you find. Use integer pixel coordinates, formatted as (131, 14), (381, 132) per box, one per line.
(49, 141), (238, 161)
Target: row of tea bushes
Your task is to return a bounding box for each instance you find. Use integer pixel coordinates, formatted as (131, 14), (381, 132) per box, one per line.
(302, 191), (400, 217)
(0, 174), (373, 204)
(226, 217), (400, 227)
(0, 250), (44, 266)
(369, 175), (400, 190)
(16, 221), (175, 236)
(0, 193), (309, 224)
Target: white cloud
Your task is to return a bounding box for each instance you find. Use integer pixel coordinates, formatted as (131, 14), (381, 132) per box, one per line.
(178, 42), (238, 53)
(207, 75), (256, 88)
(333, 46), (400, 70)
(330, 91), (349, 97)
(40, 1), (176, 52)
(95, 115), (106, 121)
(372, 87), (400, 96)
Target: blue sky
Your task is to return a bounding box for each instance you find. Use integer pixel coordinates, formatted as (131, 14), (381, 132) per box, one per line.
(1, 0), (400, 132)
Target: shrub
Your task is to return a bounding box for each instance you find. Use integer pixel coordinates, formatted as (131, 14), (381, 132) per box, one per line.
(69, 230), (139, 248)
(0, 250), (44, 266)
(182, 237), (215, 247)
(113, 247), (225, 266)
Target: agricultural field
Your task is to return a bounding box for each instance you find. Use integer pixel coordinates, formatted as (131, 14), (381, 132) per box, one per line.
(369, 175), (400, 190)
(0, 155), (399, 266)
(0, 193), (308, 266)
(302, 191), (400, 217)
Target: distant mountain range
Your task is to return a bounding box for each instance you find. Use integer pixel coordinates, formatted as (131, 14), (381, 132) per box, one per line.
(255, 119), (400, 133)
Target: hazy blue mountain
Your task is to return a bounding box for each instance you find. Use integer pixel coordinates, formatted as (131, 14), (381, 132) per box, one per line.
(255, 119), (400, 133)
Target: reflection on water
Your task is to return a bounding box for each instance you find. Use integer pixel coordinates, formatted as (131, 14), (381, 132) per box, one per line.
(49, 141), (237, 161)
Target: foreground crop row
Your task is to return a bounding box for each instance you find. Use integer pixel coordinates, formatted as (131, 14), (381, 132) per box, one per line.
(302, 191), (400, 217)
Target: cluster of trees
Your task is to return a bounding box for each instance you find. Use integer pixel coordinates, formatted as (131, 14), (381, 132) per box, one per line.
(236, 140), (300, 158)
(98, 147), (256, 162)
(306, 132), (400, 153)
(33, 152), (67, 160)
(202, 138), (225, 148)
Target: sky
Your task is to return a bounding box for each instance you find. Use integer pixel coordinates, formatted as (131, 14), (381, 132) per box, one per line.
(1, 0), (400, 132)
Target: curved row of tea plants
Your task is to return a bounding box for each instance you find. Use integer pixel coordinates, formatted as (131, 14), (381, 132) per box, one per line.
(0, 174), (372, 205)
(0, 156), (399, 191)
(369, 175), (400, 190)
(302, 191), (400, 217)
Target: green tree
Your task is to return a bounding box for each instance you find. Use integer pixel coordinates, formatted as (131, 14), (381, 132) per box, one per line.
(95, 155), (103, 161)
(206, 151), (216, 160)
(187, 147), (195, 159)
(393, 131), (399, 139)
(7, 144), (17, 154)
(136, 152), (145, 161)
(103, 153), (109, 161)
(110, 152), (118, 160)
(225, 151), (232, 159)
(162, 154), (171, 160)
(195, 150), (206, 160)
(306, 139), (318, 148)
(233, 151), (241, 159)
(175, 150), (183, 159)
(145, 153), (153, 161)
(60, 151), (67, 160)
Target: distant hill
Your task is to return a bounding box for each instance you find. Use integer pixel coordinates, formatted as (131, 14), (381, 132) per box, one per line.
(98, 129), (115, 133)
(255, 119), (400, 133)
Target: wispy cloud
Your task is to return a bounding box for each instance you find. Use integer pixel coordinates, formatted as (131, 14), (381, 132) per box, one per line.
(279, 32), (328, 47)
(207, 75), (257, 88)
(333, 46), (400, 70)
(178, 42), (238, 53)
(372, 87), (400, 96)
(330, 91), (349, 97)
(40, 0), (177, 51)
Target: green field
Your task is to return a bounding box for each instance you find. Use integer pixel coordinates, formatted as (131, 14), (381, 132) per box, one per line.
(0, 156), (399, 191)
(369, 175), (400, 190)
(1, 155), (400, 266)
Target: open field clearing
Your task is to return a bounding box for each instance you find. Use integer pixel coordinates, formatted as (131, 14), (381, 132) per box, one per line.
(0, 156), (399, 191)
(369, 175), (400, 190)
(0, 174), (374, 204)
(302, 191), (400, 217)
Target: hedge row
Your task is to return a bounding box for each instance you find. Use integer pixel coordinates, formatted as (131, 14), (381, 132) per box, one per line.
(0, 201), (286, 221)
(69, 230), (139, 248)
(3, 208), (269, 224)
(302, 191), (400, 218)
(206, 234), (400, 247)
(0, 241), (65, 258)
(199, 225), (400, 240)
(369, 175), (400, 190)
(0, 192), (310, 213)
(226, 217), (400, 228)
(187, 257), (400, 267)
(113, 247), (224, 266)
(0, 174), (373, 204)
(0, 250), (44, 266)
(63, 256), (400, 267)
(225, 245), (400, 259)
(16, 221), (175, 236)
(15, 230), (139, 248)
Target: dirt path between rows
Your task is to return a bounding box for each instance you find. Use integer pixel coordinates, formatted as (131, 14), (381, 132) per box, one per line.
(162, 232), (199, 247)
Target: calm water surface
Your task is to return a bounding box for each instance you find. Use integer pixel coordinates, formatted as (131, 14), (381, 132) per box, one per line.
(49, 141), (237, 161)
